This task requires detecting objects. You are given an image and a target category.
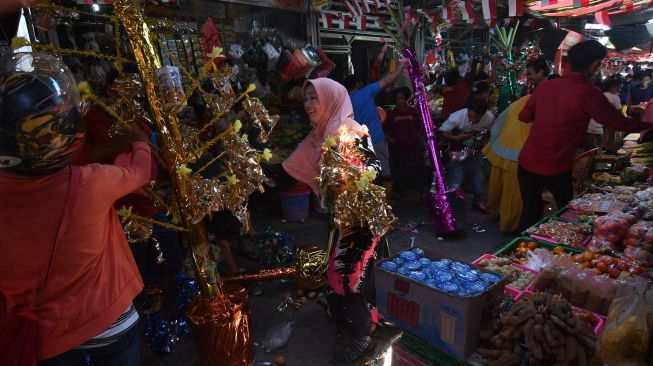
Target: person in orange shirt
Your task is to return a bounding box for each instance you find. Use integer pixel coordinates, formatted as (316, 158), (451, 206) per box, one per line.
(0, 54), (151, 365)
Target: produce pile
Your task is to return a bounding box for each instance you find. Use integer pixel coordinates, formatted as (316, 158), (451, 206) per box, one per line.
(526, 220), (590, 248)
(500, 241), (566, 264)
(622, 141), (653, 167)
(476, 257), (535, 291)
(588, 210), (653, 266)
(571, 251), (646, 278)
(531, 265), (627, 315)
(478, 292), (597, 366)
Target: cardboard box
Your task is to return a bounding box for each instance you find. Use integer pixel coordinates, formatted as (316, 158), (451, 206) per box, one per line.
(375, 246), (505, 361)
(391, 344), (429, 366)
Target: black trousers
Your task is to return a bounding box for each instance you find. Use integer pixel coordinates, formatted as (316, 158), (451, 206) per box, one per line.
(517, 165), (573, 232)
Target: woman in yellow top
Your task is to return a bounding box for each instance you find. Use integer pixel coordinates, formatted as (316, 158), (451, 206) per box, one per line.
(482, 95), (531, 232)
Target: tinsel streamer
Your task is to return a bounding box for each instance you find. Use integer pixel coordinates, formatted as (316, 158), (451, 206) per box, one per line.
(186, 285), (254, 366)
(122, 218), (153, 243)
(319, 126), (395, 238)
(404, 47), (458, 233)
(186, 128), (269, 226)
(222, 267), (297, 285)
(31, 44), (133, 64)
(113, 0), (217, 298)
(195, 151), (226, 175)
(256, 229), (296, 267)
(142, 185), (181, 224)
(242, 97), (279, 144)
(143, 276), (199, 353)
(295, 246), (329, 290)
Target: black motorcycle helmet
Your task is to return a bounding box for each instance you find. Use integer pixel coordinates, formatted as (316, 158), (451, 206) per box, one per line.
(0, 53), (85, 175)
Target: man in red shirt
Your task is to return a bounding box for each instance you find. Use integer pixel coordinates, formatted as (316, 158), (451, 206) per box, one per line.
(517, 40), (651, 230)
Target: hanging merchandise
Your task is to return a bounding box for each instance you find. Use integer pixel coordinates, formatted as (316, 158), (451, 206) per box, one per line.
(277, 49), (303, 82)
(309, 48), (335, 79)
(263, 42), (280, 71)
(300, 45), (321, 78)
(200, 18), (228, 68)
(229, 44), (244, 60)
(292, 48), (309, 79)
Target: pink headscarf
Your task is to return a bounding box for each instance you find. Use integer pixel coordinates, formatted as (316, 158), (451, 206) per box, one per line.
(282, 78), (363, 196)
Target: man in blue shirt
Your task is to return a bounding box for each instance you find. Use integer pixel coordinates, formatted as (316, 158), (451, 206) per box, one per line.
(344, 62), (406, 182)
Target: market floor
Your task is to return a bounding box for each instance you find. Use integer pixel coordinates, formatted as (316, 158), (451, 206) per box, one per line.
(159, 193), (513, 366)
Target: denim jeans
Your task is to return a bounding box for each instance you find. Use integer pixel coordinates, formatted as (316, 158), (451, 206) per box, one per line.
(446, 159), (485, 194)
(38, 324), (141, 366)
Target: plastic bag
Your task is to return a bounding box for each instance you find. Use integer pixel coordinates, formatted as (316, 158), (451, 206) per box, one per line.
(624, 247), (653, 267)
(597, 279), (651, 363)
(593, 211), (634, 246)
(587, 236), (620, 252)
(531, 265), (559, 291)
(523, 248), (557, 271)
(570, 268), (591, 308)
(263, 322), (293, 353)
(623, 220), (653, 248)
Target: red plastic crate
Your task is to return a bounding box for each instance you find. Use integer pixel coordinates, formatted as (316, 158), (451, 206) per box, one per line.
(472, 254), (538, 298)
(514, 291), (606, 335)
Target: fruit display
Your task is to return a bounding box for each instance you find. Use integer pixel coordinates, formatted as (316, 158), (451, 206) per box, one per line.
(497, 241), (566, 265)
(476, 257), (535, 291)
(571, 251), (646, 278)
(589, 211), (638, 251)
(477, 292), (597, 366)
(526, 220), (590, 248)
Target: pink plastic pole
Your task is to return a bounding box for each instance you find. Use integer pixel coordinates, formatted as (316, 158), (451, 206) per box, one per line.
(403, 47), (458, 233)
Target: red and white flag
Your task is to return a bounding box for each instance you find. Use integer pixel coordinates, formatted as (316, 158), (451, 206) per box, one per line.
(359, 0), (371, 13)
(485, 18), (497, 27)
(572, 0), (589, 7)
(417, 8), (438, 23)
(482, 0), (496, 19)
(354, 15), (367, 31)
(595, 10), (611, 25)
(508, 0), (524, 16)
(320, 13), (334, 28)
(540, 0), (558, 6)
(441, 5), (450, 21)
(337, 13), (351, 29)
(344, 1), (357, 17)
(373, 0), (382, 8)
(458, 1), (475, 21)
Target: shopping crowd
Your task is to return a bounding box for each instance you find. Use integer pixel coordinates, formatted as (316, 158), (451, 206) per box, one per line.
(1, 39), (653, 366)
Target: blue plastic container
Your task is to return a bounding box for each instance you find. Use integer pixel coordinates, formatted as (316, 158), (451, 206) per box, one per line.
(280, 183), (311, 222)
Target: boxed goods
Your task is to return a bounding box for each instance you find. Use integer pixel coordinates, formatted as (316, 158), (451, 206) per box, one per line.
(375, 247), (506, 360)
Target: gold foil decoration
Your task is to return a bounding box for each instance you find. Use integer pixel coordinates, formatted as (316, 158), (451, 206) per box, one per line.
(114, 0), (216, 298)
(122, 218), (153, 243)
(186, 284), (254, 366)
(296, 246), (329, 290)
(242, 97), (279, 143)
(107, 74), (154, 137)
(186, 128), (269, 226)
(320, 126), (396, 237)
(222, 267), (296, 285)
(178, 123), (203, 163)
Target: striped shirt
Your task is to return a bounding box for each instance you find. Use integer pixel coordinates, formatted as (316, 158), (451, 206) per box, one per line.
(77, 304), (139, 349)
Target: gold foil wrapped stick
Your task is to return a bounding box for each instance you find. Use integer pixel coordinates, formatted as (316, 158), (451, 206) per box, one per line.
(242, 97), (279, 143)
(296, 246), (329, 290)
(186, 284), (254, 366)
(222, 267), (297, 285)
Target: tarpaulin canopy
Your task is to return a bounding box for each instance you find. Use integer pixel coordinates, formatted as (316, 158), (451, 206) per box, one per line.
(606, 23), (653, 51)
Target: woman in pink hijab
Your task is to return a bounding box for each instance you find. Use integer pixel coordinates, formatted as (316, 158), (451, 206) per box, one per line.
(271, 78), (382, 363)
